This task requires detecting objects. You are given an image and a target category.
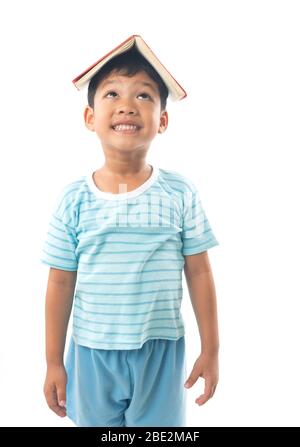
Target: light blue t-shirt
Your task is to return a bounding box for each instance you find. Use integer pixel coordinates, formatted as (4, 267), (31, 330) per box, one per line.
(40, 165), (219, 350)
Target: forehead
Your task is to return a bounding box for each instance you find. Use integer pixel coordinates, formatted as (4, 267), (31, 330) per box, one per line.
(97, 70), (159, 94)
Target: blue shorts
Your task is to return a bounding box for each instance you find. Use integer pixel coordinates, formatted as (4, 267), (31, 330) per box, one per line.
(65, 336), (187, 427)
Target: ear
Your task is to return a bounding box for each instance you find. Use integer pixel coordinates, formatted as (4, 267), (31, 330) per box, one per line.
(84, 105), (95, 131)
(158, 110), (168, 134)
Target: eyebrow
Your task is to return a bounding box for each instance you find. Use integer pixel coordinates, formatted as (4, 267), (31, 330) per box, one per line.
(100, 80), (158, 93)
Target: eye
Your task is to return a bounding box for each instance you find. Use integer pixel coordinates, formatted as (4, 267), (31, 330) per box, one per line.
(105, 91), (118, 98)
(137, 92), (151, 100)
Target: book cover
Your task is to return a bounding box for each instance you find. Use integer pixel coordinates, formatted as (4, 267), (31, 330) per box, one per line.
(72, 35), (187, 101)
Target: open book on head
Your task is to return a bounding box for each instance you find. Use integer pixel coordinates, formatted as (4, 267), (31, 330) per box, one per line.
(72, 35), (187, 101)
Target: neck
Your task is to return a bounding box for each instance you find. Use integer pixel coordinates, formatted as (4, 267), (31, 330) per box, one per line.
(100, 158), (151, 178)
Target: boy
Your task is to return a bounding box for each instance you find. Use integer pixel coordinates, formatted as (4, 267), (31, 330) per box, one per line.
(41, 38), (219, 427)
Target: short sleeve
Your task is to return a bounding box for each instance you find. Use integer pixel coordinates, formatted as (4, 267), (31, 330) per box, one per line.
(40, 189), (78, 271)
(181, 188), (219, 256)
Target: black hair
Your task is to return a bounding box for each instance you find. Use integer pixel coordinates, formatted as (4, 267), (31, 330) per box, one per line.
(87, 46), (168, 111)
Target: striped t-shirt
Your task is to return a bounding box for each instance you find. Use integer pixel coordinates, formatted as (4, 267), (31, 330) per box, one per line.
(40, 165), (219, 350)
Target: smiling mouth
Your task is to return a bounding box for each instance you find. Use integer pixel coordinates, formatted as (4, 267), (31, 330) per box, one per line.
(112, 124), (141, 133)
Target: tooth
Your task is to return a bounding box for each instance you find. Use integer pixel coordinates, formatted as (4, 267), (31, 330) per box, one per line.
(114, 124), (137, 131)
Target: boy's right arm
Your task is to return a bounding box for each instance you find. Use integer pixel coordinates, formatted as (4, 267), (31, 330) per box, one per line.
(43, 268), (77, 417)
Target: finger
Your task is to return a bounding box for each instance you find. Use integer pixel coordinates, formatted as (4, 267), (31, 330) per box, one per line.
(210, 384), (217, 398)
(45, 384), (67, 417)
(57, 386), (67, 409)
(50, 387), (67, 417)
(195, 380), (214, 406)
(184, 371), (201, 389)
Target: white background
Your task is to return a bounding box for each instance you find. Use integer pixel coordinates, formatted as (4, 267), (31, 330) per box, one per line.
(0, 0), (299, 427)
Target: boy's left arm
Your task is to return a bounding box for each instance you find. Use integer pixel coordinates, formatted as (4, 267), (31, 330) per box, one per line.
(183, 251), (219, 406)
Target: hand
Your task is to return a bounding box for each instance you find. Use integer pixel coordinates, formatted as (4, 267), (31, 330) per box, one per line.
(184, 352), (219, 406)
(44, 364), (67, 417)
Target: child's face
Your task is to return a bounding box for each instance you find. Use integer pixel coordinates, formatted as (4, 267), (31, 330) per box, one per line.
(84, 70), (168, 155)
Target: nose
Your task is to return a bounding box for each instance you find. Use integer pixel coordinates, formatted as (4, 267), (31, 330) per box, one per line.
(115, 104), (138, 115)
